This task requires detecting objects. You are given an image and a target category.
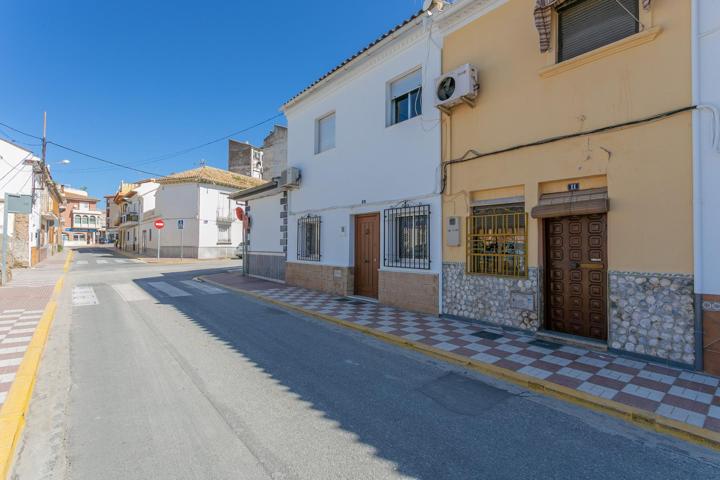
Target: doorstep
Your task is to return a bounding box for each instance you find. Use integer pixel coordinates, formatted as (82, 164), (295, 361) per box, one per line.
(535, 330), (609, 352)
(200, 271), (720, 449)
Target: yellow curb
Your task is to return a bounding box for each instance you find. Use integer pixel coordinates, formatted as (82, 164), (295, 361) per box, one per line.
(0, 253), (70, 478)
(200, 275), (720, 452)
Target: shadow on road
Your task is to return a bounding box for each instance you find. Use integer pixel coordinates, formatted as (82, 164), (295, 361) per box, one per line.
(126, 267), (720, 480)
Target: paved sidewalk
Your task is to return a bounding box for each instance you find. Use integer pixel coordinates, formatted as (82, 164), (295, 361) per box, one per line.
(0, 249), (69, 407)
(204, 272), (720, 441)
(113, 247), (240, 265)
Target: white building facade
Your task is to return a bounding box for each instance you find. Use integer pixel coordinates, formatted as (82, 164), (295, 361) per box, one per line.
(282, 14), (444, 314)
(149, 166), (263, 259)
(694, 0), (720, 369)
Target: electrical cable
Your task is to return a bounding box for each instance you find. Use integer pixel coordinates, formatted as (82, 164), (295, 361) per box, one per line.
(0, 113), (284, 177)
(440, 105), (697, 193)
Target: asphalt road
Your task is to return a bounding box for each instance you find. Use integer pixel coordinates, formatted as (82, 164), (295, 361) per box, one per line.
(12, 248), (720, 479)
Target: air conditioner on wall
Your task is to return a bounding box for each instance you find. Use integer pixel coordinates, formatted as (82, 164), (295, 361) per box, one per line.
(278, 167), (301, 188)
(434, 63), (479, 113)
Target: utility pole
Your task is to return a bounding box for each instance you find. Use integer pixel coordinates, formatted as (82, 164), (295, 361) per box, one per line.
(42, 112), (47, 167)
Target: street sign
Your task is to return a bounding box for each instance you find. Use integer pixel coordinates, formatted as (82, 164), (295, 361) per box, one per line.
(177, 219), (184, 230)
(235, 207), (244, 221)
(154, 219), (165, 229)
(5, 194), (32, 214)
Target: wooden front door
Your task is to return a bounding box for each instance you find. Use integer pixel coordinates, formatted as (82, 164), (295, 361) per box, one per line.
(545, 214), (608, 341)
(354, 213), (380, 298)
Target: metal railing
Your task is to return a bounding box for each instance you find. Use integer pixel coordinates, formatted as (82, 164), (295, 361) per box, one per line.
(297, 215), (321, 261)
(216, 209), (235, 224)
(467, 211), (528, 278)
(384, 204), (430, 270)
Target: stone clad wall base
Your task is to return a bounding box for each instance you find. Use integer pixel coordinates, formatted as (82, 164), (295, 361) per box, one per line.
(378, 271), (439, 315)
(286, 262), (353, 297)
(442, 263), (540, 331)
(609, 272), (695, 364)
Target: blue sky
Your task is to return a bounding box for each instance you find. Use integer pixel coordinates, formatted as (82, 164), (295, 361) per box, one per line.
(0, 0), (424, 201)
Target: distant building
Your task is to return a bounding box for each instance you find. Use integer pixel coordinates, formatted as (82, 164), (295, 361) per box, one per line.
(228, 140), (263, 179)
(60, 187), (103, 246)
(228, 125), (288, 181)
(142, 166), (266, 259)
(0, 138), (63, 275)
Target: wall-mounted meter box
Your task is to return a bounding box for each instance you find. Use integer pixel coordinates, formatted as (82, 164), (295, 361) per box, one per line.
(446, 216), (461, 247)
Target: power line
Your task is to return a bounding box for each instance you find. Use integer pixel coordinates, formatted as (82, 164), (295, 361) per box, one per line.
(46, 141), (164, 177)
(0, 113), (284, 177)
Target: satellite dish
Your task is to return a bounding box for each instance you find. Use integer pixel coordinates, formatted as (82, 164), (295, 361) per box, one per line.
(423, 0), (446, 15)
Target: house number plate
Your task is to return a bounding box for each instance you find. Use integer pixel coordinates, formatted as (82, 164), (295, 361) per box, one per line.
(510, 292), (535, 311)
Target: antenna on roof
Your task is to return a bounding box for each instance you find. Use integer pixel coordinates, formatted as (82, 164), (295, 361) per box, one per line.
(199, 159), (206, 167)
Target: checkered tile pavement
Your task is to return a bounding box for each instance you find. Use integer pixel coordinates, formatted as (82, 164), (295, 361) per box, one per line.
(0, 250), (68, 409)
(205, 273), (720, 433)
(0, 309), (44, 405)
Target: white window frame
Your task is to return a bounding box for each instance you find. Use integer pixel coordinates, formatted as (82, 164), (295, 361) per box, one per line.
(387, 68), (422, 127)
(315, 112), (336, 154)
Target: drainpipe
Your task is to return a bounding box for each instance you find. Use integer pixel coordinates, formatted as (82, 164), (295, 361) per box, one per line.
(691, 0), (704, 371)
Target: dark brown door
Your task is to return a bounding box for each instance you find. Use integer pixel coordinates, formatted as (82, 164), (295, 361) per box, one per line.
(354, 213), (380, 298)
(545, 214), (607, 341)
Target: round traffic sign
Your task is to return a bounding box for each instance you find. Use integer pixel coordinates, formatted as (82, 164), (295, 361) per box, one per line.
(154, 219), (165, 229)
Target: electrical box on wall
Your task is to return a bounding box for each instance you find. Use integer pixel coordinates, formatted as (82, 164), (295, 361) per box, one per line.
(446, 216), (461, 247)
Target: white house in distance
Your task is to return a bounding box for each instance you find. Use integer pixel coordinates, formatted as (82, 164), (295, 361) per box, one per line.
(147, 166), (264, 259)
(281, 12), (443, 314)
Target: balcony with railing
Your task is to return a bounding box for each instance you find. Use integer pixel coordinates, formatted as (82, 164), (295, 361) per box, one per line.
(216, 208), (235, 224)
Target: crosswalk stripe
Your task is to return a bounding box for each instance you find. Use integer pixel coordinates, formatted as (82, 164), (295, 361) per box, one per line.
(112, 283), (155, 303)
(76, 260), (88, 265)
(148, 282), (191, 297)
(72, 286), (99, 306)
(180, 280), (226, 295)
(114, 259), (129, 263)
(96, 259), (109, 264)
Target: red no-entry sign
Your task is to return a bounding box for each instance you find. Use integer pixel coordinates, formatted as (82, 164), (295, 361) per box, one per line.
(154, 219), (165, 229)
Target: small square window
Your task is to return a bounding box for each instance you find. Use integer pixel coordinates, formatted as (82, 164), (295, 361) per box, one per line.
(315, 113), (335, 154)
(297, 215), (321, 261)
(389, 69), (422, 126)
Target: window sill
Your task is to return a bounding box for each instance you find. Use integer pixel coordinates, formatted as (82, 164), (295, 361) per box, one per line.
(217, 242), (232, 246)
(539, 26), (662, 79)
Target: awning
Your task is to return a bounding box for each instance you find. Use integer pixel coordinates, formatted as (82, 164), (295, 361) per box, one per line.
(531, 187), (609, 218)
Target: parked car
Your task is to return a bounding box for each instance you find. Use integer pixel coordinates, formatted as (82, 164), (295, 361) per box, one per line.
(234, 243), (244, 259)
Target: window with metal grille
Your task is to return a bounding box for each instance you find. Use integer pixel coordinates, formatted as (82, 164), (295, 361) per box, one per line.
(297, 215), (321, 261)
(558, 0), (639, 62)
(467, 204), (527, 277)
(218, 225), (231, 244)
(384, 204), (430, 269)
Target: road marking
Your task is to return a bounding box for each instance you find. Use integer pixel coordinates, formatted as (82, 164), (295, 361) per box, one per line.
(113, 259), (130, 264)
(76, 260), (88, 265)
(148, 282), (191, 297)
(112, 283), (155, 303)
(180, 280), (226, 295)
(72, 286), (99, 306)
(96, 259), (109, 264)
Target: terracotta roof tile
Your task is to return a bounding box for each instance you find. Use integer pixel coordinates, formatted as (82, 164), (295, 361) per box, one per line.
(157, 166), (267, 190)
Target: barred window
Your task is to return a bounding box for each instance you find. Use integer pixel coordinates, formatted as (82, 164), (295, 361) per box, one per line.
(384, 204), (430, 269)
(467, 204), (527, 277)
(218, 225), (231, 244)
(297, 215), (321, 261)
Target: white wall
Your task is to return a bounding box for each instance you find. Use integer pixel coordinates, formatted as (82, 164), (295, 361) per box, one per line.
(696, 0), (720, 295)
(284, 18), (443, 275)
(248, 193), (283, 254)
(0, 140), (37, 262)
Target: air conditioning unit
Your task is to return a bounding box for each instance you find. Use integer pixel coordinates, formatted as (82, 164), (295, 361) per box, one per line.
(434, 64), (478, 113)
(279, 167), (301, 188)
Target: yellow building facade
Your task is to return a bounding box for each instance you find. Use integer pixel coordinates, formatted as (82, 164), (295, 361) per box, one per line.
(440, 0), (697, 366)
